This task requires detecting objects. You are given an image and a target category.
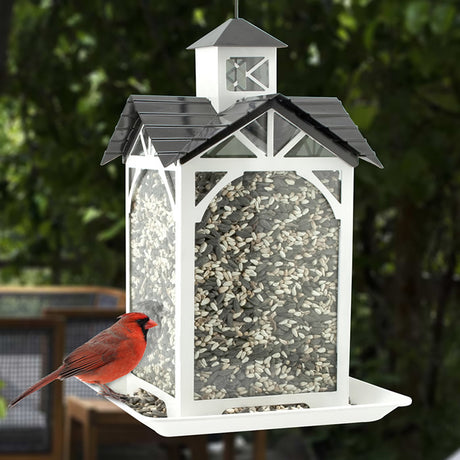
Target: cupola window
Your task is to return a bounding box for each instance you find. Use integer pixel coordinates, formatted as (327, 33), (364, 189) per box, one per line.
(226, 57), (269, 91)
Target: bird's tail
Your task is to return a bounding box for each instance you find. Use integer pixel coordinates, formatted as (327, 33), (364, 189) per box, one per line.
(8, 367), (62, 409)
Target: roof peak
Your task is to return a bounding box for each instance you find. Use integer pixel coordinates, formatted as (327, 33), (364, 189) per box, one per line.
(187, 18), (287, 49)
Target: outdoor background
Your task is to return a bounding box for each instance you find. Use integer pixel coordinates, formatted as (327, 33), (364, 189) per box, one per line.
(0, 0), (459, 459)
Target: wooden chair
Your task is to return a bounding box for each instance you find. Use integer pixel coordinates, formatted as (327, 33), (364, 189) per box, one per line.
(0, 316), (65, 460)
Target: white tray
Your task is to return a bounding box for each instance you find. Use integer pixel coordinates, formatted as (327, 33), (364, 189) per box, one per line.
(102, 377), (411, 437)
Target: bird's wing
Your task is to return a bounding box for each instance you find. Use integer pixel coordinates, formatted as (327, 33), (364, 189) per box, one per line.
(59, 330), (121, 379)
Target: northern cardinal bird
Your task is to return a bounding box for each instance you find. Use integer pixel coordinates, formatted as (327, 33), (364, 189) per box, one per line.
(8, 312), (157, 408)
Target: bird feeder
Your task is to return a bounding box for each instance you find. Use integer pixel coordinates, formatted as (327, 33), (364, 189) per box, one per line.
(100, 17), (411, 436)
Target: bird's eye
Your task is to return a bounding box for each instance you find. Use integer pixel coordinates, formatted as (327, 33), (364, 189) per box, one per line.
(136, 317), (149, 326)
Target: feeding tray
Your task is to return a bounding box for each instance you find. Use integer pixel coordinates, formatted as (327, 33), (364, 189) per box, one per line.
(99, 374), (411, 437)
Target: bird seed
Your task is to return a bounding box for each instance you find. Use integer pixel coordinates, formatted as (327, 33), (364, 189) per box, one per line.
(194, 171), (339, 400)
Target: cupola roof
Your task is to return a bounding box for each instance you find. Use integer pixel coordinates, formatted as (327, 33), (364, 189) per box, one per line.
(187, 18), (287, 49)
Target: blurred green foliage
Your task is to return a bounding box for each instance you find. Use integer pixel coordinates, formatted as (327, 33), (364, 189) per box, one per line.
(0, 0), (459, 458)
(0, 381), (5, 419)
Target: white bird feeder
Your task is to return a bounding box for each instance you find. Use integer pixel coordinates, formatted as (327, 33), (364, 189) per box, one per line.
(100, 16), (411, 436)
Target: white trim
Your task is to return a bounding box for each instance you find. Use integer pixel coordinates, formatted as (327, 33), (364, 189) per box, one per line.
(276, 131), (306, 157)
(267, 109), (275, 157)
(335, 166), (354, 393)
(233, 130), (265, 158)
(125, 155), (165, 170)
(125, 167), (132, 312)
(139, 127), (147, 154)
(175, 163), (198, 416)
(193, 156), (347, 170)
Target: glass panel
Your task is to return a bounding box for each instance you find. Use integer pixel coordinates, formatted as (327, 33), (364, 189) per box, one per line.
(129, 135), (145, 156)
(285, 135), (335, 158)
(194, 171), (339, 400)
(195, 172), (227, 205)
(313, 170), (341, 202)
(251, 60), (269, 87)
(241, 114), (267, 153)
(141, 128), (149, 152)
(226, 57), (268, 92)
(202, 136), (257, 158)
(130, 170), (175, 396)
(274, 112), (301, 155)
(165, 171), (176, 203)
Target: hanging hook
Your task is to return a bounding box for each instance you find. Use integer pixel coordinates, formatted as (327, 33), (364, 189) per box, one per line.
(234, 0), (239, 18)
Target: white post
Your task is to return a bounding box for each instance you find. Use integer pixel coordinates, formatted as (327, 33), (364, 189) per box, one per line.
(175, 163), (198, 416)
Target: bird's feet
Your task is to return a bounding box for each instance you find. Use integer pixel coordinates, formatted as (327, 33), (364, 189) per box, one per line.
(96, 384), (129, 402)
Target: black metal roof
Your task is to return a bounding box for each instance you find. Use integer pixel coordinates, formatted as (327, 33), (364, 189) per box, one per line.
(101, 93), (383, 168)
(187, 18), (287, 49)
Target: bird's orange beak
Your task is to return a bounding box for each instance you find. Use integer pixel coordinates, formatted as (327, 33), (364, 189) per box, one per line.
(145, 319), (158, 329)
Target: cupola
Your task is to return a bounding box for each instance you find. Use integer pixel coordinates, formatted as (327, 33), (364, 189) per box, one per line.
(187, 18), (287, 112)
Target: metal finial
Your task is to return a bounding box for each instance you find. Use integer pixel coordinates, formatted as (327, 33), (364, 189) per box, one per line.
(234, 0), (239, 18)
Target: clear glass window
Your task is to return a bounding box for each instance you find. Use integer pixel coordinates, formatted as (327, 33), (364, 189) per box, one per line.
(129, 135), (145, 156)
(226, 57), (269, 92)
(240, 114), (268, 153)
(202, 136), (257, 158)
(285, 135), (335, 158)
(194, 171), (339, 400)
(130, 170), (176, 396)
(273, 113), (301, 155)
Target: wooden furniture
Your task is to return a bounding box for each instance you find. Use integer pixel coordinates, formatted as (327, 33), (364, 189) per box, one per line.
(64, 397), (208, 460)
(0, 316), (65, 460)
(0, 286), (125, 317)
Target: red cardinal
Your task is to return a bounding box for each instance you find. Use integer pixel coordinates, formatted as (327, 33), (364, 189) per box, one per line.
(8, 312), (157, 408)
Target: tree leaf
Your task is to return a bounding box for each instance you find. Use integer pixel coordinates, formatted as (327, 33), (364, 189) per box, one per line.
(404, 0), (430, 34)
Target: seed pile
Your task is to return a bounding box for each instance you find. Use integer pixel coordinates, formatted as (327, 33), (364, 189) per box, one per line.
(130, 170), (176, 396)
(223, 402), (309, 414)
(122, 388), (167, 418)
(194, 171), (339, 400)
